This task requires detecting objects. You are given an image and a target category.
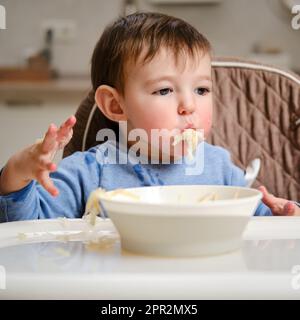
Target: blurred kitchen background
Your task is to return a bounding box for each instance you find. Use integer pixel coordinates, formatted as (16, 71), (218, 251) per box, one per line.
(0, 0), (299, 166)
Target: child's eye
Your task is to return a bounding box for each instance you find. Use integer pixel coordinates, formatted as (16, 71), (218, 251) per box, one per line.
(195, 87), (210, 96)
(153, 88), (173, 96)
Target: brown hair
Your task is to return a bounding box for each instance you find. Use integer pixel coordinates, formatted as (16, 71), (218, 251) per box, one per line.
(91, 12), (211, 94)
(90, 12), (211, 140)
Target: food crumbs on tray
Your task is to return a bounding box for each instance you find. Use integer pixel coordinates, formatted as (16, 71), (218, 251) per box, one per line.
(54, 247), (71, 257)
(85, 234), (118, 252)
(17, 232), (28, 240)
(55, 234), (71, 242)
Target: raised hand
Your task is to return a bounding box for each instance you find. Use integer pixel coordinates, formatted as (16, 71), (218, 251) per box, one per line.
(31, 115), (77, 196)
(0, 116), (76, 197)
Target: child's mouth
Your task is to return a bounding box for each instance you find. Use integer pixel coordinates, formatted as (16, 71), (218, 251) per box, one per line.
(181, 124), (197, 132)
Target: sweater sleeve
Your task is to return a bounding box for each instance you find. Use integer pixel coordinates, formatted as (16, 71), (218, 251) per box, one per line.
(0, 149), (101, 222)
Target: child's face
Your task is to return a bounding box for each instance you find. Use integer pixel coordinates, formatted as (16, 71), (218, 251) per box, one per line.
(119, 47), (213, 157)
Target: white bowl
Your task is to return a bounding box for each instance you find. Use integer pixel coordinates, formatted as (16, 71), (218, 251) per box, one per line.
(99, 185), (262, 257)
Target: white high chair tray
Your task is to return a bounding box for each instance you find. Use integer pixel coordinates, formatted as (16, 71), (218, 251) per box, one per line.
(0, 217), (300, 299)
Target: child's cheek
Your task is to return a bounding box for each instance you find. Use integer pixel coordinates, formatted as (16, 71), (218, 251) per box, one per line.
(199, 110), (213, 137)
(142, 111), (171, 131)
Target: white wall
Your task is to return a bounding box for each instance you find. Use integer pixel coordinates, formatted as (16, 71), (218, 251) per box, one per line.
(0, 0), (299, 74)
(0, 0), (123, 75)
(137, 0), (300, 71)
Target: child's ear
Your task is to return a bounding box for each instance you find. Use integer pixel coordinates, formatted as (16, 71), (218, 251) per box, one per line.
(94, 85), (127, 122)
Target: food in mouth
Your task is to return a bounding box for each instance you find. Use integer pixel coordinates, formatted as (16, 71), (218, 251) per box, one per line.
(172, 128), (204, 160)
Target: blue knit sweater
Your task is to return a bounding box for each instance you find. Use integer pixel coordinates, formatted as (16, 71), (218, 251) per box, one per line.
(0, 141), (272, 222)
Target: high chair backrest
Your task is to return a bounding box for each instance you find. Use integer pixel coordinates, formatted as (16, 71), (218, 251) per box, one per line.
(63, 57), (300, 201)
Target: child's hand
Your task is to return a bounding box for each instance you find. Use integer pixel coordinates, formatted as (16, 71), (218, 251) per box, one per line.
(258, 186), (300, 216)
(0, 116), (76, 197)
(30, 115), (77, 196)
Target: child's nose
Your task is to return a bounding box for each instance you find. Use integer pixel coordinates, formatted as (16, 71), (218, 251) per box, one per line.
(177, 101), (195, 115)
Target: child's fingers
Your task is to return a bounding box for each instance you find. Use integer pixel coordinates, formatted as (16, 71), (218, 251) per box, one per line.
(57, 129), (73, 149)
(57, 116), (76, 140)
(47, 162), (57, 172)
(258, 186), (276, 207)
(258, 185), (286, 215)
(283, 201), (296, 216)
(40, 124), (58, 154)
(66, 115), (76, 127)
(38, 158), (57, 172)
(37, 171), (59, 197)
(39, 116), (75, 154)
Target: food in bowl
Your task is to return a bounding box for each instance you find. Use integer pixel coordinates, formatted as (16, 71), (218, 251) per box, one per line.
(84, 188), (140, 225)
(84, 185), (262, 257)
